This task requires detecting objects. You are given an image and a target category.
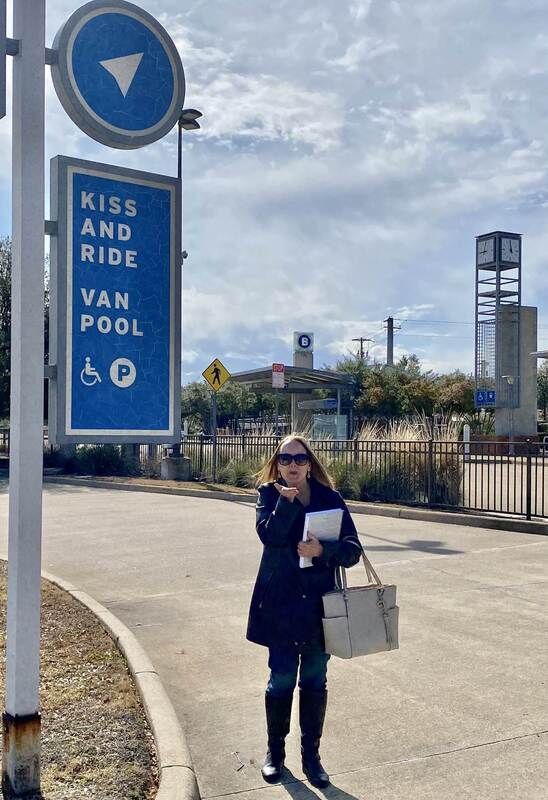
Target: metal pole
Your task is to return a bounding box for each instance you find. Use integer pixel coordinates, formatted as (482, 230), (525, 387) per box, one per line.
(463, 423), (471, 463)
(3, 0), (45, 794)
(172, 119), (183, 458)
(211, 393), (218, 481)
(525, 440), (532, 521)
(386, 317), (394, 366)
(427, 438), (434, 505)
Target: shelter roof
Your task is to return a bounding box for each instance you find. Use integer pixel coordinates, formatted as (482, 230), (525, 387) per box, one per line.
(230, 366), (354, 394)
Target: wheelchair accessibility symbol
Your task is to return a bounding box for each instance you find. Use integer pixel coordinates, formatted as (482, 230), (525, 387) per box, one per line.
(80, 356), (102, 386)
(110, 358), (137, 388)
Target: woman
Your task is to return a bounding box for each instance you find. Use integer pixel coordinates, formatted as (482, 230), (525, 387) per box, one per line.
(247, 434), (362, 787)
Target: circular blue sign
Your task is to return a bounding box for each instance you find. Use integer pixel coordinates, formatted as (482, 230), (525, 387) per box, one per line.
(51, 0), (186, 149)
(299, 334), (311, 349)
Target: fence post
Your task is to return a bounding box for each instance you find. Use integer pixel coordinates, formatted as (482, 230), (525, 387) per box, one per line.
(525, 439), (532, 521)
(463, 423), (470, 463)
(427, 439), (434, 504)
(353, 435), (359, 467)
(198, 433), (204, 477)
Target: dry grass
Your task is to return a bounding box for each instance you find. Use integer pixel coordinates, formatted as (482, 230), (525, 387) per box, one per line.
(358, 413), (461, 442)
(0, 561), (158, 799)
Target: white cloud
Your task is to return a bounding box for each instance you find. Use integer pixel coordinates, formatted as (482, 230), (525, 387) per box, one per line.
(2, 0), (548, 384)
(329, 37), (399, 72)
(350, 1), (373, 21)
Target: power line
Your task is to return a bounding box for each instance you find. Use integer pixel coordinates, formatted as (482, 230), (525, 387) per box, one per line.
(352, 336), (375, 361)
(397, 318), (474, 325)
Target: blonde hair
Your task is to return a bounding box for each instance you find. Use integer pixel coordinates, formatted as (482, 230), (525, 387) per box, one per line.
(255, 434), (334, 489)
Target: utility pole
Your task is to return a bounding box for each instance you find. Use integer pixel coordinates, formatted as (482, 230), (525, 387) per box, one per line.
(384, 317), (400, 366)
(352, 337), (374, 362)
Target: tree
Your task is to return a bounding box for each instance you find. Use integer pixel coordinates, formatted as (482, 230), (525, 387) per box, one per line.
(434, 371), (475, 414)
(181, 382), (211, 432)
(538, 363), (548, 421)
(0, 238), (50, 423)
(216, 381), (256, 427)
(352, 355), (437, 419)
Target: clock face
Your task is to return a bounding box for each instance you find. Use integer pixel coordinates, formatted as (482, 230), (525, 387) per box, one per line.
(501, 237), (520, 263)
(477, 238), (495, 265)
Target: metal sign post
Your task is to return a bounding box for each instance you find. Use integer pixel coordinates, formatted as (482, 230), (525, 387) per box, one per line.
(202, 359), (230, 480)
(3, 1), (193, 792)
(3, 0), (45, 795)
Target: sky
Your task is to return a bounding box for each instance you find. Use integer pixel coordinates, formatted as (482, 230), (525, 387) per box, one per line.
(2, 0), (548, 384)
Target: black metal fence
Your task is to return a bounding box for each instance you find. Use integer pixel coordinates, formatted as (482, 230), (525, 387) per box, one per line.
(2, 429), (545, 520)
(181, 434), (547, 520)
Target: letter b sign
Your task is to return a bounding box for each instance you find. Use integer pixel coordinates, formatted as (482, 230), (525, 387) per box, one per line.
(294, 332), (314, 352)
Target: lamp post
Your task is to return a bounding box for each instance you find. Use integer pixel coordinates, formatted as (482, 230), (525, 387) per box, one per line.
(173, 108), (202, 458)
(502, 375), (515, 455)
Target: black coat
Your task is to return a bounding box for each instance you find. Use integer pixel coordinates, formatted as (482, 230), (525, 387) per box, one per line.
(246, 478), (362, 651)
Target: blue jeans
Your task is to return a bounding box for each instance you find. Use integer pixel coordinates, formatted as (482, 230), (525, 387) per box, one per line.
(266, 646), (330, 698)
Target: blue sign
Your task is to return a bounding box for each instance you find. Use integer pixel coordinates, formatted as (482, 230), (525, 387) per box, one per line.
(475, 389), (496, 407)
(49, 156), (181, 444)
(51, 0), (185, 149)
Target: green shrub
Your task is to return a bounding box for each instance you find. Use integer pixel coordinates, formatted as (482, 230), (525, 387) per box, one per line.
(430, 454), (461, 505)
(328, 460), (359, 500)
(460, 410), (495, 436)
(141, 456), (161, 478)
(216, 459), (260, 488)
(67, 445), (141, 477)
(43, 448), (69, 469)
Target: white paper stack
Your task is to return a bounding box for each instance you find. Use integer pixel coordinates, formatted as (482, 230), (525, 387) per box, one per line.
(300, 508), (343, 568)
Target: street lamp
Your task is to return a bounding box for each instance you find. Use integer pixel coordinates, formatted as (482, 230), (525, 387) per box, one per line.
(177, 107), (202, 179)
(502, 375), (515, 455)
(173, 109), (202, 457)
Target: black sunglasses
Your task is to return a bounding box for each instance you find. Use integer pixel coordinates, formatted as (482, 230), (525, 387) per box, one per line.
(277, 453), (310, 466)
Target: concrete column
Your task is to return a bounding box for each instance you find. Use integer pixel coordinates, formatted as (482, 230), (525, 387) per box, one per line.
(495, 306), (537, 437)
(291, 343), (313, 433)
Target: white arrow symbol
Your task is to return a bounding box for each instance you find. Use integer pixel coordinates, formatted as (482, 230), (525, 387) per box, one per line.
(99, 52), (144, 98)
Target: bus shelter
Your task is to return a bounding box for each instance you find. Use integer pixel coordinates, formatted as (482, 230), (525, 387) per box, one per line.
(230, 366), (355, 435)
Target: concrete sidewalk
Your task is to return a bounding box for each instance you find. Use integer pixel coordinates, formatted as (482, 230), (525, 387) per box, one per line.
(0, 480), (546, 798)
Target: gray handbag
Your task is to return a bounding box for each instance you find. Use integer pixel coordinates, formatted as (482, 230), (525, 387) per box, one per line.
(322, 549), (399, 659)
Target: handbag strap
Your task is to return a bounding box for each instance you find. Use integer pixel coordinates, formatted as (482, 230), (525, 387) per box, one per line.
(335, 546), (383, 591)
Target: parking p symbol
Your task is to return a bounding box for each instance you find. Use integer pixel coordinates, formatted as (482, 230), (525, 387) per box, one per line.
(110, 358), (136, 388)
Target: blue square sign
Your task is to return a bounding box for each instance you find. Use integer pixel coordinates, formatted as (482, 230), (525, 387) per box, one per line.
(49, 156), (181, 444)
(475, 389), (496, 408)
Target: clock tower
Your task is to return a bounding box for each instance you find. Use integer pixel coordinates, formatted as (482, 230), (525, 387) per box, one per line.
(475, 231), (538, 441)
(475, 231), (522, 410)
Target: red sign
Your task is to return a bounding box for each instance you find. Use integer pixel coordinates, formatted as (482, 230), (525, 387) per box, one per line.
(272, 362), (285, 388)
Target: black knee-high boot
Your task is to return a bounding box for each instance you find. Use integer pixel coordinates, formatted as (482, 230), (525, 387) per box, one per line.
(299, 688), (330, 788)
(261, 692), (293, 783)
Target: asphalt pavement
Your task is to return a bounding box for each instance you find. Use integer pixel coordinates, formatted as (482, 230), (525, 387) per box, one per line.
(0, 479), (546, 799)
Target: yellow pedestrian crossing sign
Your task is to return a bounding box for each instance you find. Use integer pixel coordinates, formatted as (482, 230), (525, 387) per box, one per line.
(202, 358), (231, 392)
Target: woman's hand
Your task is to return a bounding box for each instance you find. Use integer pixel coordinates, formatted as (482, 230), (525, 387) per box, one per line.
(274, 482), (300, 503)
(298, 535), (323, 559)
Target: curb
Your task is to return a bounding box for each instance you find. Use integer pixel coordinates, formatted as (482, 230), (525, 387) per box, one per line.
(44, 475), (548, 536)
(44, 475), (253, 504)
(344, 500), (548, 536)
(40, 568), (200, 800)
